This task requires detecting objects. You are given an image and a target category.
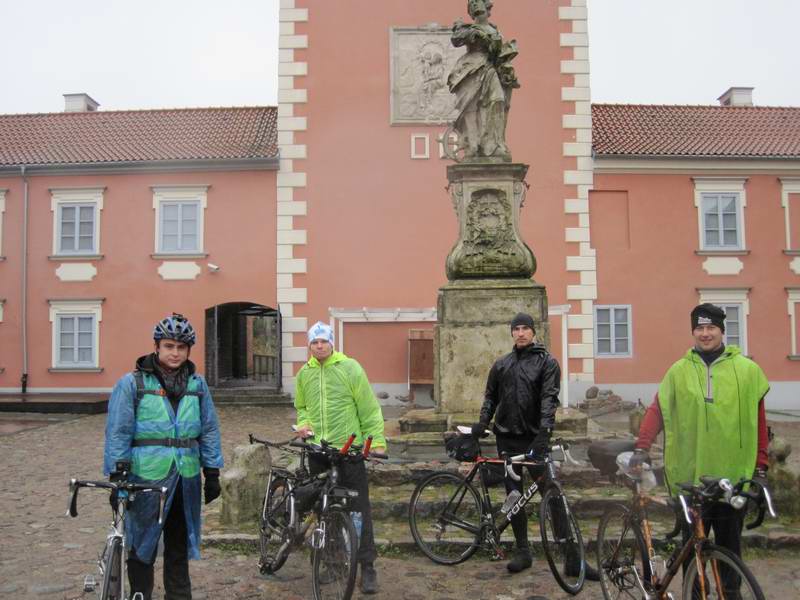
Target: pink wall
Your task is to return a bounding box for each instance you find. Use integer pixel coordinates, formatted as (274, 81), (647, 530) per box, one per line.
(592, 172), (798, 383)
(292, 0), (577, 378)
(0, 169), (276, 390)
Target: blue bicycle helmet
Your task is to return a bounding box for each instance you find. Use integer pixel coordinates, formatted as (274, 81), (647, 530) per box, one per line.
(153, 313), (196, 346)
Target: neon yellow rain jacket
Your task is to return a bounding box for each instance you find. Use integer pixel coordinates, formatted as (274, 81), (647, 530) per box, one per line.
(658, 345), (769, 495)
(294, 351), (386, 449)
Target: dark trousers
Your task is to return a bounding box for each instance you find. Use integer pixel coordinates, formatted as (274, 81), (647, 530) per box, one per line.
(496, 436), (545, 549)
(682, 502), (745, 595)
(309, 454), (377, 565)
(128, 480), (192, 600)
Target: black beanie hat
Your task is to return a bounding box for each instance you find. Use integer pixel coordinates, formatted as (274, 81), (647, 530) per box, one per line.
(691, 303), (725, 333)
(510, 312), (535, 331)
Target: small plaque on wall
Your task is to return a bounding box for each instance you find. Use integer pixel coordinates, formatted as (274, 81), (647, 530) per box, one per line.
(390, 26), (465, 125)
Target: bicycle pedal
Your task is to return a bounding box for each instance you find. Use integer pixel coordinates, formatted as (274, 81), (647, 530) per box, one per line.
(82, 575), (97, 592)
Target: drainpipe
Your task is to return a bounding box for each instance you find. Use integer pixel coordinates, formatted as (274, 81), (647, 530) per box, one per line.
(21, 166), (28, 393)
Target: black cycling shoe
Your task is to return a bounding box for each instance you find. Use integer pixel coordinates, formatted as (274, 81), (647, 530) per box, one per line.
(507, 547), (533, 573)
(359, 562), (379, 594)
(564, 557), (600, 581)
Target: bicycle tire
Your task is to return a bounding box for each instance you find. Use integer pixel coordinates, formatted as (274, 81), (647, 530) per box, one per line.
(408, 471), (482, 565)
(312, 506), (357, 600)
(100, 536), (122, 600)
(539, 485), (586, 595)
(259, 475), (292, 574)
(682, 542), (765, 600)
(596, 503), (651, 600)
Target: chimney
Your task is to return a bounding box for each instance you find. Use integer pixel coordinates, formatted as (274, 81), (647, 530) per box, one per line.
(63, 93), (100, 113)
(717, 87), (754, 107)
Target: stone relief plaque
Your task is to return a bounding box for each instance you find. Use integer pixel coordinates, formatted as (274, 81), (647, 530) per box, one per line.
(390, 26), (465, 125)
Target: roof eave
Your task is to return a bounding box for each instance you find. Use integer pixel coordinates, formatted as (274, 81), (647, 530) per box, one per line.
(0, 156), (279, 176)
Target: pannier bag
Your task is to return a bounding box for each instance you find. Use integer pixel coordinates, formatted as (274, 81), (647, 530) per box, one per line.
(293, 479), (324, 513)
(445, 434), (481, 462)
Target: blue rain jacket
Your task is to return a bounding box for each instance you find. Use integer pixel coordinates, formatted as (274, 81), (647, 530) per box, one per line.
(104, 365), (223, 562)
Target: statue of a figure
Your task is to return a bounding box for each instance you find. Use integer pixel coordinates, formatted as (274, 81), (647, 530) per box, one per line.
(445, 0), (519, 162)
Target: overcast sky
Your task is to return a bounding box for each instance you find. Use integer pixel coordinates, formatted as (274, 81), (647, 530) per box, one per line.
(0, 0), (798, 115)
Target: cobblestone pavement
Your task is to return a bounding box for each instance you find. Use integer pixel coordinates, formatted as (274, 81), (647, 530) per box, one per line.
(2, 406), (799, 599)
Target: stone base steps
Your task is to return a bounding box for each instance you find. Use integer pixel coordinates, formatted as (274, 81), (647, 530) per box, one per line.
(212, 389), (293, 406)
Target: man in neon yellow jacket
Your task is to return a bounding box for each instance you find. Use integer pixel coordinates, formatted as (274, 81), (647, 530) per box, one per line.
(294, 321), (385, 594)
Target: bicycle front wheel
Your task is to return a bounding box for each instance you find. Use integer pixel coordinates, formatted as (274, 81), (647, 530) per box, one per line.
(100, 536), (122, 600)
(682, 542), (765, 600)
(539, 486), (586, 595)
(596, 503), (650, 600)
(259, 475), (292, 574)
(312, 507), (357, 600)
(408, 471), (482, 565)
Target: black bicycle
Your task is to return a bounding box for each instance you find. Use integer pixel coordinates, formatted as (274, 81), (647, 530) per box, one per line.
(66, 463), (168, 600)
(249, 431), (387, 600)
(408, 432), (587, 595)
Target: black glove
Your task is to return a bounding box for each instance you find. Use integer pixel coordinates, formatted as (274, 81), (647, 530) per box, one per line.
(470, 422), (488, 438)
(629, 449), (651, 470)
(204, 468), (221, 505)
(752, 467), (769, 492)
(527, 428), (552, 460)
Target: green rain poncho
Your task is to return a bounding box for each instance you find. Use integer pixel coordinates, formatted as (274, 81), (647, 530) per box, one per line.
(294, 351), (386, 449)
(658, 345), (769, 495)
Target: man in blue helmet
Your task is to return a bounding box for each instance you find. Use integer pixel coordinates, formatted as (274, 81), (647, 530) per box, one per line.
(104, 313), (223, 600)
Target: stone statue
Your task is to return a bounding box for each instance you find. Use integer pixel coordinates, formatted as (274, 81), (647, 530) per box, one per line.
(445, 0), (519, 162)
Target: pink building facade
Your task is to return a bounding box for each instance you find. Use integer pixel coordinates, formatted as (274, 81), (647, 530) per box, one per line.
(2, 1), (799, 411)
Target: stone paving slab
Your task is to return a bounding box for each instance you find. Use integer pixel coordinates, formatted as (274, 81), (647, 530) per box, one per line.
(2, 405), (800, 599)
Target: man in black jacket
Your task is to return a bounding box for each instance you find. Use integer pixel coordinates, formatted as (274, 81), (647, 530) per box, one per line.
(471, 313), (597, 580)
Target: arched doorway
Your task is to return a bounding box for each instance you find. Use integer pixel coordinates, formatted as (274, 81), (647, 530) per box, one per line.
(205, 302), (281, 389)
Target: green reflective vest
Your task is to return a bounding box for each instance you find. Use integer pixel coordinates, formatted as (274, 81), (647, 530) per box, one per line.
(131, 372), (203, 480)
(658, 346), (769, 494)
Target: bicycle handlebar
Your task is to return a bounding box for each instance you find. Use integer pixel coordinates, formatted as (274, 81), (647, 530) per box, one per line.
(67, 479), (169, 524)
(256, 431), (389, 461)
(675, 477), (777, 527)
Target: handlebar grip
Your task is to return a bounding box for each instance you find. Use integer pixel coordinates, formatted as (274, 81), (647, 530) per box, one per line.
(67, 478), (79, 518)
(340, 433), (357, 455)
(369, 451), (388, 460)
(158, 486), (169, 525)
(363, 435), (373, 458)
(289, 440), (308, 449)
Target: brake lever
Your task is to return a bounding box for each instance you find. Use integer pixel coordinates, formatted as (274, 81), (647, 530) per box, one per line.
(67, 478), (79, 518)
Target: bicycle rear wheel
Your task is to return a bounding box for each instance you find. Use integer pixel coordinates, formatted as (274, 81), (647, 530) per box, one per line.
(682, 543), (765, 600)
(259, 475), (292, 574)
(100, 536), (122, 600)
(408, 471), (482, 565)
(596, 503), (650, 600)
(312, 506), (357, 600)
(539, 486), (585, 595)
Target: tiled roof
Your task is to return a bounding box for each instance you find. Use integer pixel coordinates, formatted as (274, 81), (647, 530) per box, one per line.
(0, 106), (278, 167)
(592, 104), (800, 158)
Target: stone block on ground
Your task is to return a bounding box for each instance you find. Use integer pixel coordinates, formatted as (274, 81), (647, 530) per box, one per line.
(220, 443), (270, 527)
(555, 407), (588, 436)
(398, 408), (448, 434)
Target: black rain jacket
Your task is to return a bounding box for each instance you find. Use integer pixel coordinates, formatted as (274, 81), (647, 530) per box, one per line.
(479, 342), (561, 438)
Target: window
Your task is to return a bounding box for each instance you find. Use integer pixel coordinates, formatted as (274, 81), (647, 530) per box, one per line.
(697, 288), (749, 355)
(693, 178), (747, 252)
(702, 193), (740, 249)
(594, 305), (632, 357)
(152, 186), (208, 255)
(48, 299), (103, 369)
(787, 288), (800, 358)
(0, 189), (6, 258)
(780, 178), (800, 253)
(50, 188), (104, 256)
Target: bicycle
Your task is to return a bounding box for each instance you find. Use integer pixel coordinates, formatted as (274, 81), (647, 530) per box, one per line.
(66, 462), (168, 600)
(596, 453), (776, 600)
(408, 429), (588, 595)
(249, 431), (387, 600)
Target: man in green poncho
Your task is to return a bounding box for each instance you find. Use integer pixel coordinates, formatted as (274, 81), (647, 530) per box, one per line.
(632, 303), (770, 571)
(294, 321), (386, 595)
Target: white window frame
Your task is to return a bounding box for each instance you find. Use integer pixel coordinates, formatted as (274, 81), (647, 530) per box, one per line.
(0, 189), (6, 258)
(594, 304), (633, 358)
(697, 288), (749, 355)
(152, 186), (208, 255)
(780, 178), (800, 251)
(693, 178), (747, 251)
(50, 188), (104, 257)
(786, 288), (800, 357)
(48, 299), (103, 369)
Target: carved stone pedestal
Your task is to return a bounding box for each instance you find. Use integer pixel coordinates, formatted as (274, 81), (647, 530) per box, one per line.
(434, 278), (550, 417)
